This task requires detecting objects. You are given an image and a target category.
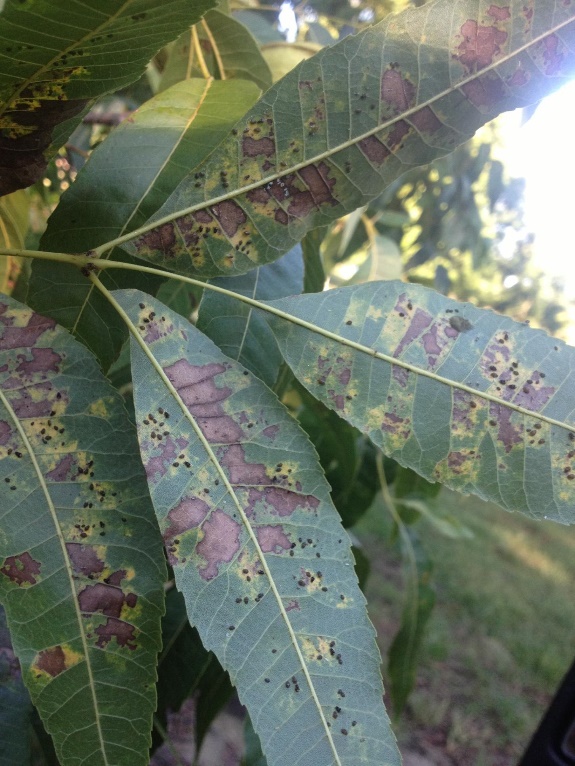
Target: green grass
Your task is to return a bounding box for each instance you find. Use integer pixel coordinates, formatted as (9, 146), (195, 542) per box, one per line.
(354, 489), (575, 765)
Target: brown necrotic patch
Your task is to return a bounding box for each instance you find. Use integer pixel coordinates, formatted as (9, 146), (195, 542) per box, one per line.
(487, 4), (511, 21)
(0, 552), (41, 586)
(34, 646), (66, 677)
(164, 359), (243, 444)
(196, 509), (241, 580)
(242, 135), (275, 158)
(134, 222), (178, 259)
(0, 306), (55, 350)
(462, 74), (506, 108)
(358, 136), (390, 165)
(489, 403), (523, 452)
(15, 347), (61, 377)
(381, 67), (415, 114)
(46, 454), (76, 482)
(211, 200), (247, 238)
(95, 618), (137, 650)
(78, 581), (137, 619)
(410, 106), (442, 134)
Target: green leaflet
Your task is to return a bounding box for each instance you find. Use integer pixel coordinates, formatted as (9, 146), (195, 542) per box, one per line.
(0, 190), (28, 294)
(114, 288), (401, 766)
(161, 10), (272, 92)
(0, 294), (165, 765)
(263, 282), (575, 523)
(196, 244), (304, 387)
(28, 78), (260, 370)
(0, 0), (218, 195)
(121, 0), (575, 277)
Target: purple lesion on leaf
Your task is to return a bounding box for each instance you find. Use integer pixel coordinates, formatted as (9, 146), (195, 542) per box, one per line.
(196, 509), (241, 580)
(410, 106), (442, 134)
(78, 581), (137, 620)
(338, 368), (351, 386)
(422, 325), (442, 358)
(393, 305), (433, 358)
(540, 35), (565, 75)
(447, 450), (477, 474)
(381, 67), (415, 114)
(0, 552), (41, 586)
(0, 306), (55, 350)
(487, 5), (511, 20)
(392, 365), (410, 388)
(66, 543), (104, 577)
(256, 524), (292, 553)
(144, 435), (189, 482)
(381, 412), (406, 435)
(16, 348), (61, 377)
(285, 599), (300, 611)
(489, 403), (523, 452)
(165, 359), (243, 445)
(9, 382), (54, 418)
(327, 390), (345, 411)
(46, 454), (76, 482)
(358, 136), (390, 166)
(95, 618), (137, 650)
(247, 486), (319, 518)
(262, 424), (280, 441)
(219, 444), (270, 484)
(452, 390), (477, 429)
(211, 200), (247, 238)
(454, 20), (508, 72)
(34, 646), (66, 677)
(143, 317), (175, 344)
(462, 74), (506, 109)
(512, 373), (555, 411)
(289, 162), (338, 219)
(0, 419), (13, 445)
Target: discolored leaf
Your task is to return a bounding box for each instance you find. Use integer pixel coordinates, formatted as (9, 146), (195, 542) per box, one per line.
(124, 0), (575, 278)
(161, 10), (272, 92)
(0, 294), (165, 765)
(28, 78), (259, 370)
(115, 288), (401, 766)
(0, 0), (218, 195)
(197, 245), (304, 387)
(264, 281), (575, 523)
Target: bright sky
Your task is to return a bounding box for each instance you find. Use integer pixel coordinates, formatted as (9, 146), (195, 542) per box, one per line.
(503, 78), (575, 298)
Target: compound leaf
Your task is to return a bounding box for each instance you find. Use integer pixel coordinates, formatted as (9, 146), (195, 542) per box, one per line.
(114, 288), (401, 766)
(0, 0), (218, 195)
(0, 294), (165, 765)
(124, 0), (575, 277)
(263, 281), (575, 524)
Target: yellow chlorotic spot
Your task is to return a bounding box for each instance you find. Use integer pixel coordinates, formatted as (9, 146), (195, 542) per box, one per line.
(367, 305), (384, 321)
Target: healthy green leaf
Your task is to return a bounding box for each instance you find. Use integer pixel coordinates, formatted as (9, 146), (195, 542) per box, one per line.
(28, 78), (260, 370)
(0, 604), (32, 766)
(0, 294), (165, 765)
(0, 0), (218, 195)
(197, 245), (303, 387)
(114, 288), (401, 766)
(263, 281), (575, 523)
(123, 0), (575, 277)
(161, 10), (272, 92)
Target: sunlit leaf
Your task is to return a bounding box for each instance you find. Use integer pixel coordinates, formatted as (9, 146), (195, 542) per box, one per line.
(115, 288), (401, 766)
(264, 281), (575, 523)
(125, 0), (575, 277)
(28, 78), (259, 370)
(0, 0), (218, 195)
(0, 294), (165, 765)
(197, 245), (304, 387)
(0, 190), (28, 294)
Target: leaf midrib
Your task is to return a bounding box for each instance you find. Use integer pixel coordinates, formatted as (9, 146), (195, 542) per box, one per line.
(98, 281), (345, 766)
(0, 388), (110, 766)
(95, 12), (575, 257)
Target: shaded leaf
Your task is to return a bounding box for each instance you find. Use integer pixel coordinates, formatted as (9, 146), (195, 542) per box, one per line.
(0, 294), (165, 765)
(232, 10), (284, 45)
(0, 190), (28, 294)
(197, 245), (304, 387)
(28, 78), (259, 370)
(162, 11), (272, 92)
(302, 227), (326, 294)
(387, 532), (435, 717)
(0, 605), (32, 766)
(0, 0), (218, 195)
(242, 715), (267, 766)
(261, 42), (321, 83)
(115, 288), (401, 766)
(125, 0), (575, 277)
(156, 589), (233, 752)
(264, 281), (575, 523)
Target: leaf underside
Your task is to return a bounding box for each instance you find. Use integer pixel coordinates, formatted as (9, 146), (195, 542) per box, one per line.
(115, 288), (401, 766)
(0, 0), (218, 195)
(0, 294), (165, 766)
(126, 0), (575, 278)
(264, 281), (575, 524)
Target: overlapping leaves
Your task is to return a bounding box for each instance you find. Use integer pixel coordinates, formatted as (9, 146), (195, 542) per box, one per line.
(0, 0), (217, 194)
(115, 288), (400, 766)
(0, 295), (165, 765)
(123, 0), (575, 277)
